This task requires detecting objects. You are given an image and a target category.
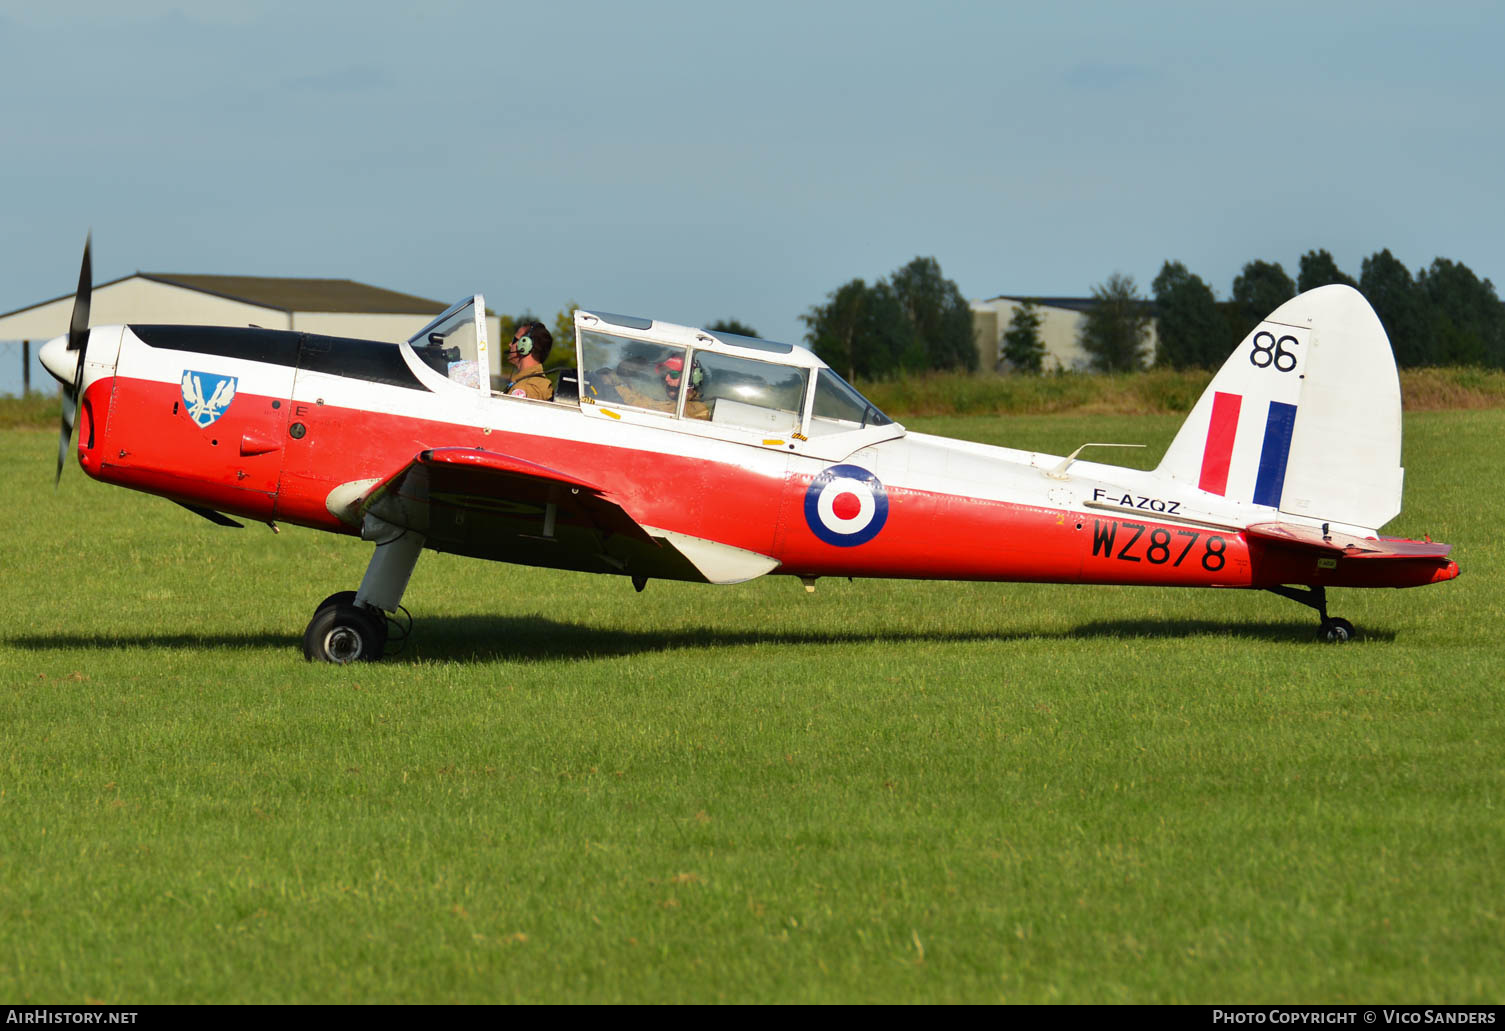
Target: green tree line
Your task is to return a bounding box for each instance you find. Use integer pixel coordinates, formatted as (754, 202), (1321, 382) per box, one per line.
(1153, 249), (1505, 370)
(800, 249), (1503, 379)
(800, 257), (978, 380)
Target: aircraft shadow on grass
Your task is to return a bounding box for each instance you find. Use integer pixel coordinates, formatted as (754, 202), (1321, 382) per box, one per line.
(6, 614), (1393, 663)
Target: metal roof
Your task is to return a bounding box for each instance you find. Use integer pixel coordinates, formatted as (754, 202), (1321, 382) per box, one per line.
(988, 296), (1094, 313)
(981, 295), (1157, 315)
(1, 272), (446, 319)
(137, 273), (446, 314)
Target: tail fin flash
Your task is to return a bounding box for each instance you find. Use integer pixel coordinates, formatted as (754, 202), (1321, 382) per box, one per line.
(1157, 285), (1403, 530)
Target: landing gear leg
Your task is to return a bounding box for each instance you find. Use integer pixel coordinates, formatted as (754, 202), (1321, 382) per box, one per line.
(303, 520), (425, 663)
(1264, 585), (1356, 643)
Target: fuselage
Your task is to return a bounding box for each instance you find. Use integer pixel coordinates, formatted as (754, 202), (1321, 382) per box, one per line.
(57, 320), (1453, 595)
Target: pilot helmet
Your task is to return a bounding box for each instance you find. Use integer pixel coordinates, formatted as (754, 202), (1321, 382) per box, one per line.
(658, 355), (703, 394)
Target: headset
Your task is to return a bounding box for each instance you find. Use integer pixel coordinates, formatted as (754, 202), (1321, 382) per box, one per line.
(511, 331), (534, 357)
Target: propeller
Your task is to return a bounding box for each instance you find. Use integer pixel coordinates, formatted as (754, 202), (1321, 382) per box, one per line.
(55, 233), (92, 486)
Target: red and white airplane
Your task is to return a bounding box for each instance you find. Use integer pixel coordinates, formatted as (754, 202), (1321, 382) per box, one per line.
(40, 240), (1458, 661)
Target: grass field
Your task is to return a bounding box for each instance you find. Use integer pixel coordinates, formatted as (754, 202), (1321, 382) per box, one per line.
(0, 411), (1500, 1003)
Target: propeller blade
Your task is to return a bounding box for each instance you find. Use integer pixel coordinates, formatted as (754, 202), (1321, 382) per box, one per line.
(56, 392), (76, 487)
(55, 233), (91, 488)
(67, 233), (92, 354)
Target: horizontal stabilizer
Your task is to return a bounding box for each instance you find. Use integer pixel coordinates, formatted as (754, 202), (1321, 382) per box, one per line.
(1246, 521), (1452, 560)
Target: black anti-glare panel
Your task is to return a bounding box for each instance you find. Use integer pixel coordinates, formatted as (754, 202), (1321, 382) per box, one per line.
(132, 325), (431, 391)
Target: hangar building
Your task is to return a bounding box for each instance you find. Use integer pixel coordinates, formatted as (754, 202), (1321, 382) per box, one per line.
(0, 272), (462, 343)
(970, 295), (1159, 372)
(0, 273), (503, 395)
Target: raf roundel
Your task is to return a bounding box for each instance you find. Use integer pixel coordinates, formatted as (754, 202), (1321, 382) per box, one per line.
(803, 464), (889, 547)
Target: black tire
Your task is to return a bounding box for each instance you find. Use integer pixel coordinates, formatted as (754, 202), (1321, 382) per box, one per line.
(313, 590), (358, 614)
(303, 602), (388, 663)
(1318, 617), (1356, 644)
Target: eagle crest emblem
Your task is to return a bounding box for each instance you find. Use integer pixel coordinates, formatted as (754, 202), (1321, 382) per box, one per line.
(181, 371), (238, 428)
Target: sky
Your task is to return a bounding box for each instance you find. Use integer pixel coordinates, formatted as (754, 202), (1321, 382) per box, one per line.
(2, 0), (1503, 348)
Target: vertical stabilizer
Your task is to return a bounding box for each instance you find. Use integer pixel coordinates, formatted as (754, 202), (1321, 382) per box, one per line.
(1156, 285), (1403, 530)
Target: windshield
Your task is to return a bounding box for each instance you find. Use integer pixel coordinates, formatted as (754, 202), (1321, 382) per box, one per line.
(808, 368), (892, 435)
(407, 295), (488, 390)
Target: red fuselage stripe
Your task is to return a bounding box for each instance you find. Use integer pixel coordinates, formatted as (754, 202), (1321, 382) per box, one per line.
(1198, 391), (1241, 496)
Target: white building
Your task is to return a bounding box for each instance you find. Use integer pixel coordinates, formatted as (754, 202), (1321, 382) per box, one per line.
(0, 272), (508, 395)
(0, 272), (469, 343)
(971, 295), (1158, 372)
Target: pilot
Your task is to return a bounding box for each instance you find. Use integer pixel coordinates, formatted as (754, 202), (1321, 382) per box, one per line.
(614, 355), (709, 419)
(504, 321), (554, 401)
(659, 356), (710, 420)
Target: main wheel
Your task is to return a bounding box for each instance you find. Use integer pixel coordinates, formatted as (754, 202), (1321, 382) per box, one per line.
(303, 602), (388, 663)
(313, 590), (358, 614)
(1318, 617), (1356, 643)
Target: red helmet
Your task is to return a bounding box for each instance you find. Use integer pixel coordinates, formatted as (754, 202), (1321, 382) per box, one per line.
(657, 355), (703, 391)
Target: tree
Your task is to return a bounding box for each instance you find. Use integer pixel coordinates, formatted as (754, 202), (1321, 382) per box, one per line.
(1417, 258), (1505, 366)
(1231, 260), (1296, 331)
(802, 256), (975, 378)
(1152, 260), (1224, 368)
(887, 256), (978, 372)
(1000, 299), (1046, 373)
(1297, 249), (1357, 293)
(707, 318), (759, 337)
(802, 278), (870, 380)
(549, 302), (579, 369)
(1360, 250), (1429, 366)
(1079, 272), (1150, 372)
(800, 278), (916, 380)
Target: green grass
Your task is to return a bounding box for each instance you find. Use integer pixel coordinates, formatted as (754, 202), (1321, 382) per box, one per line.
(0, 392), (62, 430)
(0, 412), (1500, 1003)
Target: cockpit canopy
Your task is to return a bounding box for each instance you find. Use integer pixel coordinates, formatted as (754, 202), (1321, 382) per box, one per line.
(395, 297), (901, 457)
(574, 310), (895, 448)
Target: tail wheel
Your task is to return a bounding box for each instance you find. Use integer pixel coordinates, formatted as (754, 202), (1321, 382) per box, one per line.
(1318, 617), (1356, 644)
(303, 602), (388, 663)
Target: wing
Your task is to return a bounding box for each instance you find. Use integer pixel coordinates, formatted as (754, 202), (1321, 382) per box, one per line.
(333, 446), (769, 584)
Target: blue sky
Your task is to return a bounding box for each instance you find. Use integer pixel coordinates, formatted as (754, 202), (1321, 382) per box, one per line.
(2, 0), (1502, 347)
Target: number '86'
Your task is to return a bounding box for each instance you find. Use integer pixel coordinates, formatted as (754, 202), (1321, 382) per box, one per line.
(1250, 331), (1299, 372)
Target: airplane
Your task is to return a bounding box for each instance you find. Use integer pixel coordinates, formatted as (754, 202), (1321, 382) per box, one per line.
(38, 238), (1458, 662)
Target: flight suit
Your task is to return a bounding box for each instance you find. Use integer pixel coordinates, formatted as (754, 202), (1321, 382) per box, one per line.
(615, 382), (710, 420)
(506, 370), (554, 401)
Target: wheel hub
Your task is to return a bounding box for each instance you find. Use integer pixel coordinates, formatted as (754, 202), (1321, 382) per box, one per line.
(323, 625), (365, 663)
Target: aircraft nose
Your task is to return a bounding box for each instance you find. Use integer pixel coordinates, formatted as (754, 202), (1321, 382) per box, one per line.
(38, 333), (78, 386)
